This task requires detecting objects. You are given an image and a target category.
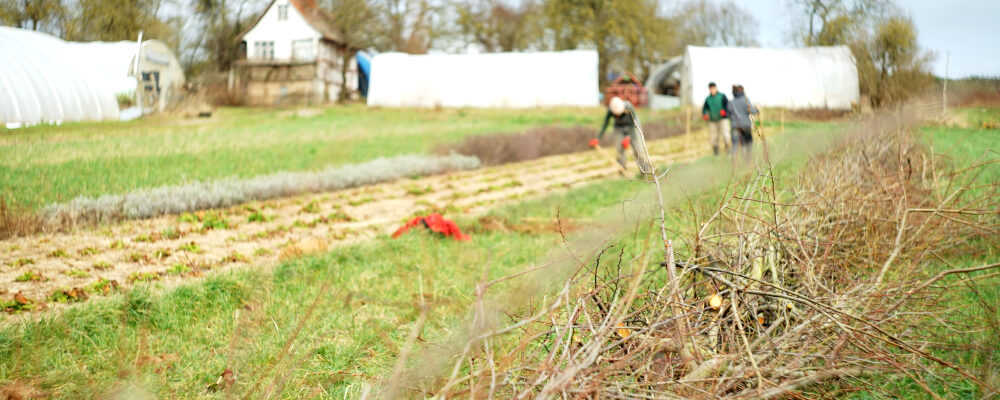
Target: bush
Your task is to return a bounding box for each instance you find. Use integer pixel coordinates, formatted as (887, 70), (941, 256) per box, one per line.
(852, 16), (935, 107)
(115, 92), (134, 108)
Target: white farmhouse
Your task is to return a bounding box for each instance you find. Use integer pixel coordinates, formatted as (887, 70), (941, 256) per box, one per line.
(232, 0), (358, 105)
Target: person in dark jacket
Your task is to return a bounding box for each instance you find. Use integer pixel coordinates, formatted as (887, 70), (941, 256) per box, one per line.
(592, 96), (634, 170)
(702, 82), (730, 155)
(727, 84), (758, 157)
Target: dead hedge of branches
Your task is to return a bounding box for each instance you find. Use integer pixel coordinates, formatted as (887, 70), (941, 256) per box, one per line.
(396, 105), (999, 399)
(435, 123), (684, 166)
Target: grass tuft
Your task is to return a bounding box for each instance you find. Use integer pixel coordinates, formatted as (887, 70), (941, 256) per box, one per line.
(14, 271), (44, 282)
(166, 264), (191, 275)
(127, 271), (161, 284)
(49, 249), (69, 258)
(178, 242), (203, 254)
(48, 288), (88, 303)
(64, 269), (90, 278)
(92, 260), (112, 270)
(8, 257), (35, 267)
(127, 252), (148, 263)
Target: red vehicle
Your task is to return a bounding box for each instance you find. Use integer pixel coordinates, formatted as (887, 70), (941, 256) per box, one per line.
(603, 71), (648, 107)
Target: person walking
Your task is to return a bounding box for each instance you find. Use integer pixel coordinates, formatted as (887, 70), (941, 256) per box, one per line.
(701, 82), (730, 155)
(592, 96), (635, 171)
(727, 84), (759, 157)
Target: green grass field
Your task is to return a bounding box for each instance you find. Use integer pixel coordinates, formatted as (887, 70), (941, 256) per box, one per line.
(0, 162), (656, 398)
(857, 118), (1000, 399)
(0, 119), (837, 398)
(0, 108), (996, 398)
(0, 106), (688, 210)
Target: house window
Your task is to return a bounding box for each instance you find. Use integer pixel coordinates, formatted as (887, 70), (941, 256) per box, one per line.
(292, 39), (314, 60)
(254, 41), (274, 60)
(278, 4), (288, 20)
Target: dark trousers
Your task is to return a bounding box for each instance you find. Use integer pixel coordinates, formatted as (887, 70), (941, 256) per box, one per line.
(614, 126), (634, 168)
(731, 126), (753, 156)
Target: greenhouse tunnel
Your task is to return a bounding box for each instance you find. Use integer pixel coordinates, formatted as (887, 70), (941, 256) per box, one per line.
(0, 27), (121, 127)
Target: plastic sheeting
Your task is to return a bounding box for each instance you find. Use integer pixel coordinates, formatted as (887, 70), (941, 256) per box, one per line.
(682, 46), (859, 110)
(69, 41), (141, 95)
(367, 50), (598, 108)
(0, 27), (120, 126)
(356, 50), (372, 97)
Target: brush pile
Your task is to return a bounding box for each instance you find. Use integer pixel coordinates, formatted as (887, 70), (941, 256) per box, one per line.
(414, 105), (999, 398)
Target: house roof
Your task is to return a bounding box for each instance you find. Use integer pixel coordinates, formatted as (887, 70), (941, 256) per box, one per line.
(237, 0), (345, 45)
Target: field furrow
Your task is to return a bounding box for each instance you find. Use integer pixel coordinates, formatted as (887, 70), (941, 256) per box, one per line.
(0, 131), (708, 311)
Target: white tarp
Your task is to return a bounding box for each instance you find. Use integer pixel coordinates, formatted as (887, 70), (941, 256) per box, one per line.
(367, 50), (599, 108)
(682, 46), (859, 110)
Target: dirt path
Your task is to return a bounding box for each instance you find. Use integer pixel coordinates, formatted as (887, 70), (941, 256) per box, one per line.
(0, 132), (708, 312)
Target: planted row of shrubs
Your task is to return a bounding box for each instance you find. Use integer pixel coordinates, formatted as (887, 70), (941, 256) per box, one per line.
(41, 153), (481, 227)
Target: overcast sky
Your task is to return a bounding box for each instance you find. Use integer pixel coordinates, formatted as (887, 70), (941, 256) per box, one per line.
(736, 0), (1000, 78)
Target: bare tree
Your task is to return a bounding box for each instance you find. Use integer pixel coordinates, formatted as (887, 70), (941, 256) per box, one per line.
(0, 0), (66, 33)
(187, 0), (262, 74)
(789, 0), (933, 106)
(668, 0), (760, 51)
(64, 0), (172, 42)
(789, 0), (889, 45)
(542, 0), (668, 86)
(323, 0), (378, 100)
(371, 0), (443, 53)
(854, 15), (935, 106)
(453, 0), (541, 52)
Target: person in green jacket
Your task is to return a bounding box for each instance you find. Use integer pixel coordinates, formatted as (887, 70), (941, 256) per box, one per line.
(702, 82), (730, 155)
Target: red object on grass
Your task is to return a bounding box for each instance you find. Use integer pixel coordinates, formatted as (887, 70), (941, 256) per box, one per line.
(589, 138), (599, 148)
(622, 136), (631, 149)
(392, 213), (470, 241)
(720, 109), (726, 117)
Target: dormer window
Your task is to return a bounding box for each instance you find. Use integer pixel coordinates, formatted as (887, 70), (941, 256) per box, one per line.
(278, 4), (288, 20)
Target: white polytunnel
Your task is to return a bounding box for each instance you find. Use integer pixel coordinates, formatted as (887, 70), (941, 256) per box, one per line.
(679, 46), (860, 110)
(367, 50), (599, 108)
(0, 27), (119, 126)
(0, 27), (185, 127)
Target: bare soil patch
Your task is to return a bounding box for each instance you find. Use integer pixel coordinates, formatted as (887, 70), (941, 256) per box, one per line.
(436, 123), (685, 165)
(786, 108), (851, 121)
(0, 381), (42, 400)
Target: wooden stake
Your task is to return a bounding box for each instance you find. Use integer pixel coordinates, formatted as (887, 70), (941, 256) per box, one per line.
(759, 107), (765, 137)
(592, 145), (628, 175)
(685, 106), (691, 151)
(943, 51), (950, 115)
(780, 109), (785, 133)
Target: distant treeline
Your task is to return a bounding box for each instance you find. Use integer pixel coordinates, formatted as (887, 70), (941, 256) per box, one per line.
(2, 0), (937, 106)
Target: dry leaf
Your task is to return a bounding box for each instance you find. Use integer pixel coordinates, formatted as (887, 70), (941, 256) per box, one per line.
(616, 323), (630, 339)
(708, 294), (722, 309)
